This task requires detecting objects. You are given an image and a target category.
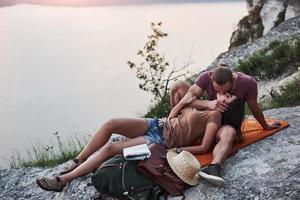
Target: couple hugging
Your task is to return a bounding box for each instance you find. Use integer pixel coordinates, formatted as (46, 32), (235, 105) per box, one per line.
(36, 65), (280, 192)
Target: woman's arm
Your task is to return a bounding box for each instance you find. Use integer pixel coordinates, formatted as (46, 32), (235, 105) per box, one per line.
(170, 144), (209, 155)
(169, 118), (219, 154)
(169, 142), (212, 155)
(182, 127), (216, 154)
(168, 92), (196, 119)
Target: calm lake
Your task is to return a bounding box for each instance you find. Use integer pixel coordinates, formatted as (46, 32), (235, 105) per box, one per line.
(0, 2), (247, 168)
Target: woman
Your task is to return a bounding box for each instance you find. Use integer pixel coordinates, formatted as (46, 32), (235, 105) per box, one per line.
(36, 92), (241, 192)
(218, 93), (245, 141)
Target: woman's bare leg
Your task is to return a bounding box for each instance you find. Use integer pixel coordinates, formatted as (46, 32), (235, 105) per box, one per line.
(60, 136), (147, 185)
(170, 80), (191, 108)
(75, 118), (149, 161)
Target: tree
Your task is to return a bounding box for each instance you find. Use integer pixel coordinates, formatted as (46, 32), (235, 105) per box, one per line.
(128, 22), (193, 103)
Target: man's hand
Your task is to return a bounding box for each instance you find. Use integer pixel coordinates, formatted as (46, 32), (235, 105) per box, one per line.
(207, 100), (228, 112)
(263, 121), (281, 130)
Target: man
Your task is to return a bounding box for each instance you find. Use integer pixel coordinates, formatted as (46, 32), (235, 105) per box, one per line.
(170, 65), (279, 186)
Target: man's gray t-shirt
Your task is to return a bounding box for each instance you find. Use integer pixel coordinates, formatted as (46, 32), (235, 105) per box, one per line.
(194, 71), (258, 102)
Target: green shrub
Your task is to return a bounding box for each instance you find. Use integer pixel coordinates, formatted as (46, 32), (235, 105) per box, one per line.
(257, 78), (300, 111)
(274, 1), (288, 28)
(274, 10), (286, 27)
(144, 95), (170, 118)
(287, 38), (300, 63)
(232, 31), (250, 47)
(236, 37), (300, 80)
(143, 74), (206, 118)
(269, 78), (300, 108)
(255, 22), (264, 38)
(268, 40), (281, 49)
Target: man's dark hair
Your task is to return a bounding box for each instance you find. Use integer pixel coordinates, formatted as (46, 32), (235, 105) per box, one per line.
(222, 98), (245, 135)
(212, 66), (233, 85)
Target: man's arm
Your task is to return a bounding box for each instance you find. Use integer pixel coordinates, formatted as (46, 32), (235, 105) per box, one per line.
(186, 84), (228, 112)
(247, 99), (280, 130)
(182, 84), (212, 110)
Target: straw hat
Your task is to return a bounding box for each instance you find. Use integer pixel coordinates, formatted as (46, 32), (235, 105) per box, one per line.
(166, 150), (201, 186)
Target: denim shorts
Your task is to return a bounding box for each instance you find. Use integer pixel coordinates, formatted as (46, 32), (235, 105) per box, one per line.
(143, 118), (165, 146)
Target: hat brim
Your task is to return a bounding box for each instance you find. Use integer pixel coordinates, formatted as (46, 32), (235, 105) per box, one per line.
(166, 151), (200, 186)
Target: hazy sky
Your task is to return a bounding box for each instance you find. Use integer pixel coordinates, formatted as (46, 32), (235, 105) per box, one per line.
(1, 0), (244, 7)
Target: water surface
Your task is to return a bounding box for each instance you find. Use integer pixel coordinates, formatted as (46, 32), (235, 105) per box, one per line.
(0, 2), (247, 167)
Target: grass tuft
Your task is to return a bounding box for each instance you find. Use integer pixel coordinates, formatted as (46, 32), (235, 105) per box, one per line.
(10, 132), (91, 168)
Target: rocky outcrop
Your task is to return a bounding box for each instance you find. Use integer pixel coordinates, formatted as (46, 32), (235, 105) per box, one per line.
(210, 15), (300, 98)
(229, 0), (265, 49)
(229, 0), (300, 49)
(211, 15), (300, 69)
(1, 106), (299, 200)
(260, 0), (287, 35)
(286, 0), (300, 20)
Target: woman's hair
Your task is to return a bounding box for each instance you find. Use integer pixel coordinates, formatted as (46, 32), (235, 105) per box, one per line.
(212, 66), (233, 85)
(221, 98), (245, 135)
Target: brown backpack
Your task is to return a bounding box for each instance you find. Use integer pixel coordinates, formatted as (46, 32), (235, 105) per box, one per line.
(137, 144), (186, 197)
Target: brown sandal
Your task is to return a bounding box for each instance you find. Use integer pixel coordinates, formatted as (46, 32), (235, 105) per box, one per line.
(60, 158), (84, 175)
(36, 176), (65, 192)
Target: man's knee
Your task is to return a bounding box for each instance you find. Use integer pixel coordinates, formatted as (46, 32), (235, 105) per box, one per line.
(218, 126), (237, 143)
(170, 80), (189, 95)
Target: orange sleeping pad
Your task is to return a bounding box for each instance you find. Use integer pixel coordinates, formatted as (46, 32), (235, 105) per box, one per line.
(195, 118), (289, 167)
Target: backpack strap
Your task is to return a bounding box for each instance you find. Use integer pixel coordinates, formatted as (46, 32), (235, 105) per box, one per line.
(98, 155), (124, 170)
(98, 163), (122, 169)
(121, 161), (155, 198)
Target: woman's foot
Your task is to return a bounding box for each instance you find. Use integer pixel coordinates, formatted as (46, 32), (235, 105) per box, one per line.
(36, 176), (66, 192)
(60, 158), (84, 175)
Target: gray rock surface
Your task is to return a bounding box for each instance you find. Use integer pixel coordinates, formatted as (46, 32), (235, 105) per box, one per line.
(286, 0), (300, 20)
(182, 106), (300, 200)
(260, 0), (286, 35)
(1, 106), (299, 200)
